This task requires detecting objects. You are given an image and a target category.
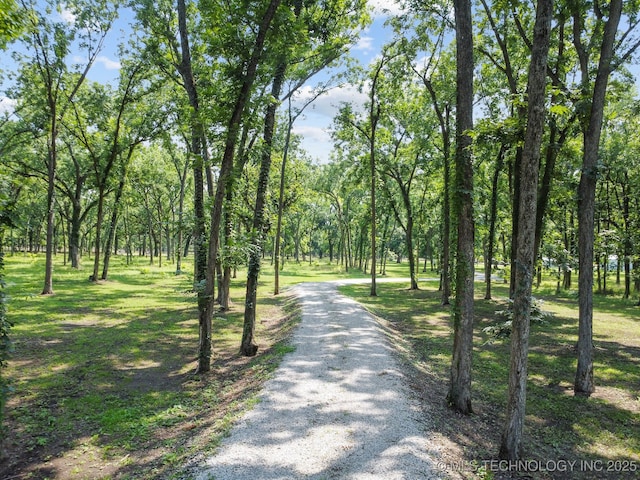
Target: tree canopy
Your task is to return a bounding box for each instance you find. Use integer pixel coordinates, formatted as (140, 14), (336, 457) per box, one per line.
(2, 0), (640, 462)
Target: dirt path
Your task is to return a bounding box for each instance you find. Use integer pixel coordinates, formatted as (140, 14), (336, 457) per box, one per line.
(194, 281), (441, 479)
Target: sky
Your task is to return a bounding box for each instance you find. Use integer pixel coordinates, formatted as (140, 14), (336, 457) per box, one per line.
(0, 1), (401, 164)
(289, 0), (403, 164)
(3, 1), (640, 164)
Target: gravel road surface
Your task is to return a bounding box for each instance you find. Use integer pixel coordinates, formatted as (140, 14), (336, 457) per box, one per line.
(195, 280), (441, 480)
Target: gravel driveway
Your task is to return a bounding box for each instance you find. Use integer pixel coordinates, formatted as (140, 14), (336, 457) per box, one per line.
(195, 281), (441, 479)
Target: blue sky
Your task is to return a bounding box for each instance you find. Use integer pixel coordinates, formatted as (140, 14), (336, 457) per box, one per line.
(291, 1), (401, 164)
(4, 1), (640, 167)
(0, 0), (400, 164)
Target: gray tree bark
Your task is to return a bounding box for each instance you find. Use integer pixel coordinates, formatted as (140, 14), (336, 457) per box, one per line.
(575, 0), (622, 396)
(499, 0), (552, 460)
(177, 0), (211, 373)
(447, 0), (474, 415)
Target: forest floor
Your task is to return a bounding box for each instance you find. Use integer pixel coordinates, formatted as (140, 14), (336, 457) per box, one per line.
(1, 256), (638, 479)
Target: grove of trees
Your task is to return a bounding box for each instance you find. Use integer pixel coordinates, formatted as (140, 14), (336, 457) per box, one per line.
(2, 0), (640, 461)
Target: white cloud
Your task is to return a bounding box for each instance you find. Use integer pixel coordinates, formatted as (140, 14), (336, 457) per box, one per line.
(292, 125), (333, 164)
(354, 36), (375, 53)
(289, 83), (370, 163)
(293, 83), (368, 119)
(58, 5), (76, 24)
(70, 54), (121, 72)
(293, 124), (330, 142)
(323, 84), (368, 114)
(96, 56), (121, 70)
(0, 97), (16, 115)
(368, 0), (404, 18)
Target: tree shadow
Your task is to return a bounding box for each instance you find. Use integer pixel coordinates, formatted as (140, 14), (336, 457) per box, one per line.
(189, 283), (439, 479)
(341, 281), (640, 480)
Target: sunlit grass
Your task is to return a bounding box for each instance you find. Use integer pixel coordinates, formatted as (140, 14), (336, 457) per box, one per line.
(6, 252), (637, 478)
(339, 272), (640, 478)
(1, 252), (308, 478)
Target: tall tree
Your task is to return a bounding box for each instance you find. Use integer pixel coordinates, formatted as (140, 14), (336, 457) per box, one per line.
(484, 139), (507, 300)
(422, 66), (454, 303)
(133, 0), (216, 372)
(202, 0), (283, 366)
(274, 95), (308, 295)
(274, 80), (349, 294)
(367, 56), (384, 297)
(273, 120), (312, 294)
(2, 112), (95, 269)
(165, 135), (190, 276)
(499, 0), (553, 459)
(394, 3), (454, 301)
(18, 0), (117, 294)
(175, 0), (211, 373)
(447, 0), (474, 415)
(241, 60), (290, 355)
(599, 92), (640, 300)
(573, 0), (623, 396)
(333, 47), (398, 296)
(477, 0), (529, 297)
(532, 17), (577, 264)
(375, 75), (431, 291)
(241, 0), (369, 353)
(65, 64), (147, 282)
(100, 80), (164, 280)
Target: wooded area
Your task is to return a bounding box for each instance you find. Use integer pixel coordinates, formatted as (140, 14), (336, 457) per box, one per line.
(1, 0), (639, 473)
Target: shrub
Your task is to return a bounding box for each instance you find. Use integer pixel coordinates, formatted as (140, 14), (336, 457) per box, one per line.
(483, 297), (552, 341)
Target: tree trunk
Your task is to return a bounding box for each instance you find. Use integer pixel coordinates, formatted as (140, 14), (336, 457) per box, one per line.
(69, 200), (82, 269)
(175, 162), (186, 275)
(379, 215), (390, 275)
(60, 211), (67, 266)
(368, 60), (387, 297)
(499, 0), (552, 459)
(207, 0), (283, 354)
(177, 0), (212, 373)
(398, 186), (417, 290)
(485, 145), (506, 300)
(406, 216), (417, 290)
(42, 124), (56, 295)
(424, 81), (451, 304)
(101, 196), (119, 281)
(220, 124), (252, 308)
(447, 0), (474, 415)
(534, 117), (573, 262)
(91, 188), (105, 282)
(370, 128), (377, 296)
(575, 0), (621, 396)
(241, 55), (291, 357)
(441, 137), (452, 304)
(274, 102), (295, 295)
(622, 178), (631, 299)
(102, 149), (133, 280)
(509, 146), (523, 297)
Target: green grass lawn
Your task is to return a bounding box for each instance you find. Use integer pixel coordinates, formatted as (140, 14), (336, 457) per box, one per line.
(2, 253), (638, 479)
(339, 275), (640, 479)
(0, 252), (323, 479)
